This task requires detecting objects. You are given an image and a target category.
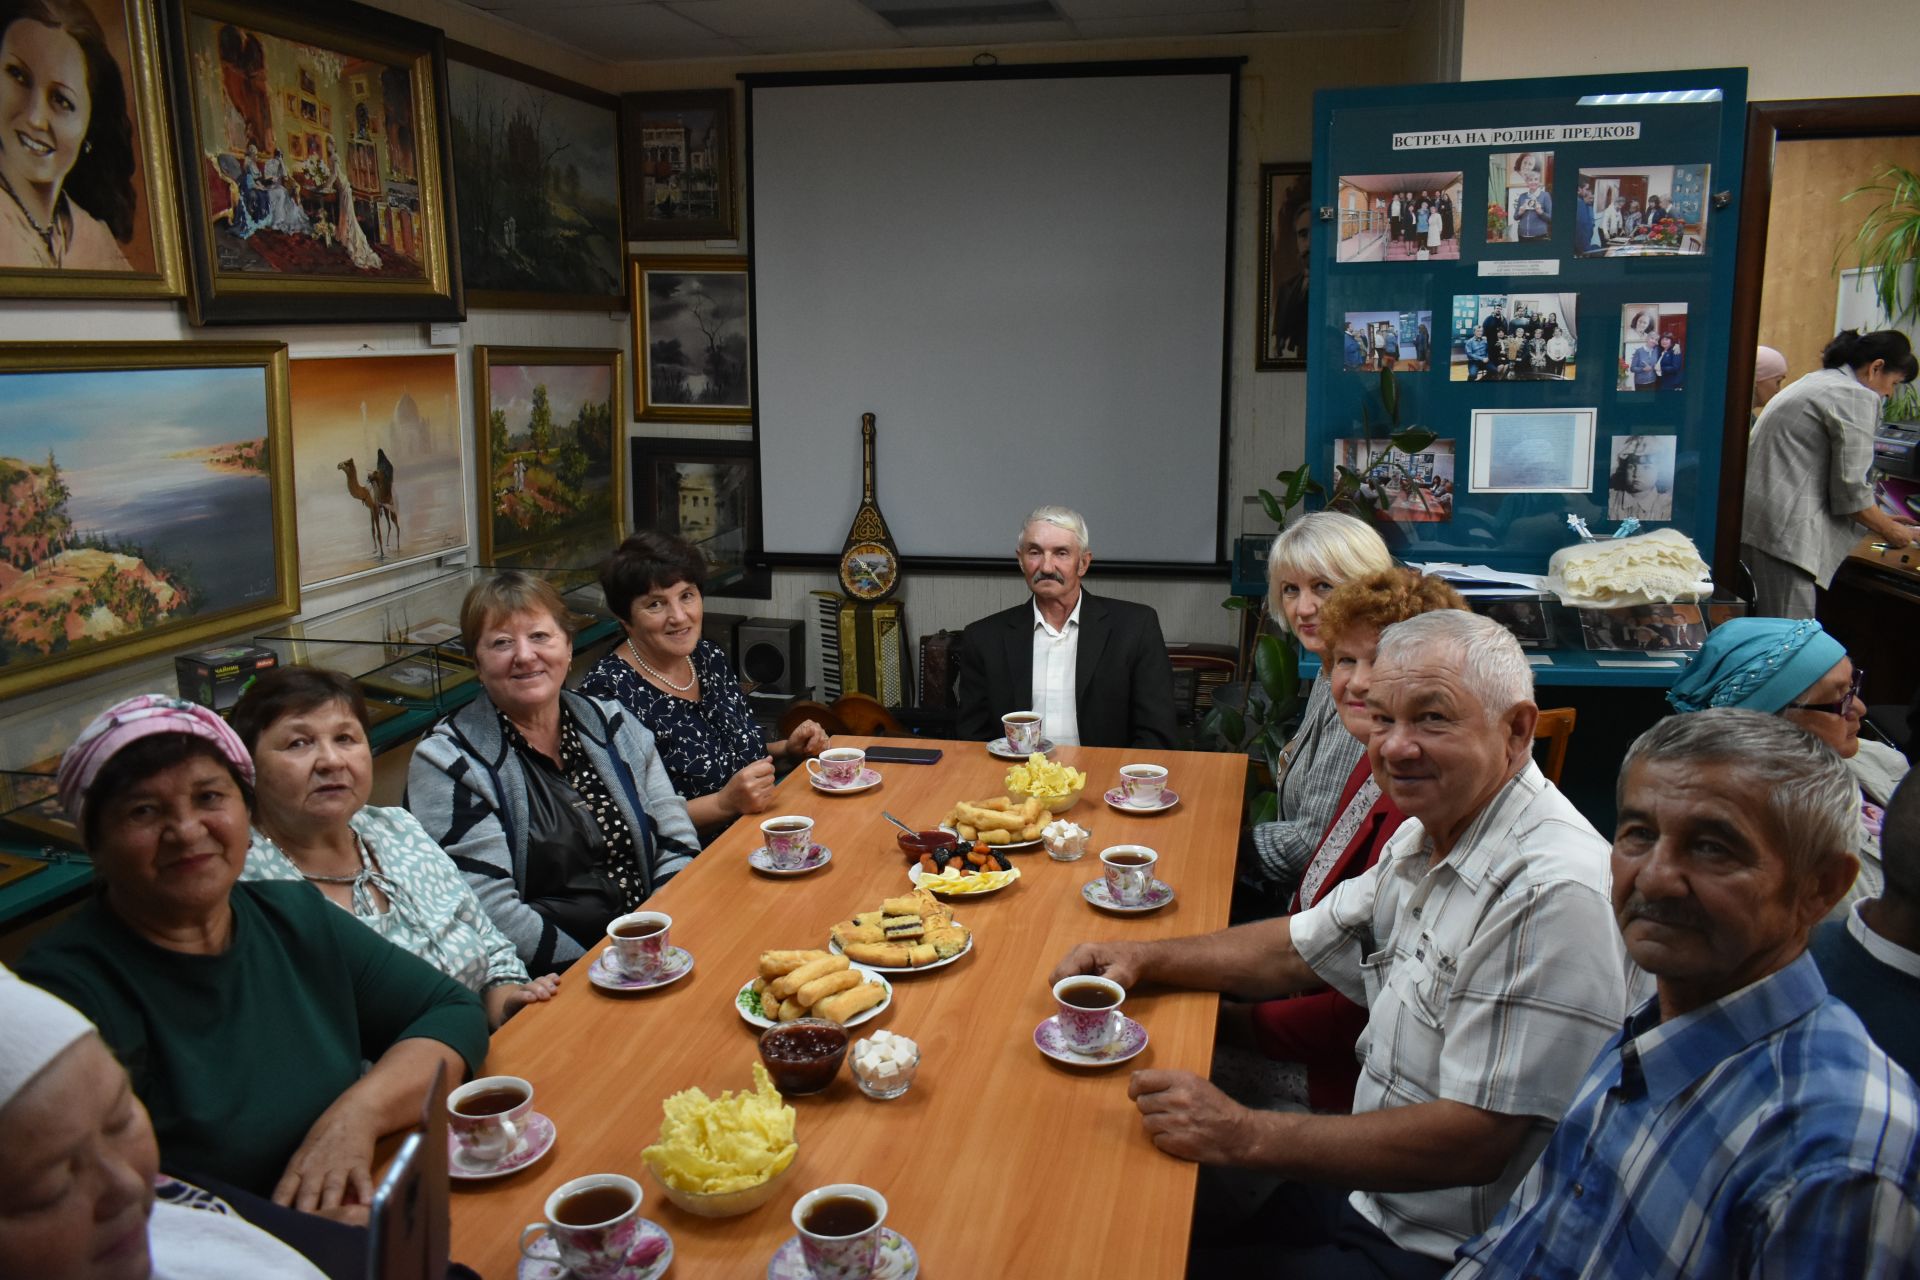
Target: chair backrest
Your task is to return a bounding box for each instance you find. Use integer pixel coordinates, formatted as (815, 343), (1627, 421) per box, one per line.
(778, 700), (844, 741)
(830, 693), (909, 738)
(1532, 707), (1577, 787)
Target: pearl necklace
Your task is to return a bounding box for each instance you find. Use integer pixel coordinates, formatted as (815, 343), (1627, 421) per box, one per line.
(628, 638), (696, 692)
(0, 169), (60, 262)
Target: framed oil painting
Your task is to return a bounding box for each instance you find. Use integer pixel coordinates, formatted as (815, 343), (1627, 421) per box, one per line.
(473, 346), (623, 568)
(630, 254), (750, 423)
(159, 0), (463, 323)
(288, 351), (467, 589)
(0, 341), (296, 699)
(620, 89), (734, 241)
(631, 437), (769, 599)
(445, 43), (624, 309)
(0, 0), (185, 299)
(1257, 162), (1310, 369)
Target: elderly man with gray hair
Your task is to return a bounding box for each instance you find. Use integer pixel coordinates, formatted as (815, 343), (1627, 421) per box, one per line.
(1454, 710), (1919, 1278)
(1053, 611), (1627, 1277)
(957, 505), (1177, 749)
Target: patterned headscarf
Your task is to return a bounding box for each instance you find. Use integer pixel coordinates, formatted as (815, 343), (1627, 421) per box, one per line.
(56, 694), (254, 835)
(0, 962), (94, 1112)
(1666, 618), (1847, 714)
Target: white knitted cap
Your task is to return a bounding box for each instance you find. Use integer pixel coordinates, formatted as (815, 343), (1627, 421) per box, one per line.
(0, 962), (94, 1112)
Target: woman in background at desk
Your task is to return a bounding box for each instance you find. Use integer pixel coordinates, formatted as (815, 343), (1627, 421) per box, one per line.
(1742, 328), (1920, 618)
(578, 532), (827, 837)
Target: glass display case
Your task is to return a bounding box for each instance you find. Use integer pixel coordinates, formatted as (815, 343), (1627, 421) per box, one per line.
(253, 566), (611, 717)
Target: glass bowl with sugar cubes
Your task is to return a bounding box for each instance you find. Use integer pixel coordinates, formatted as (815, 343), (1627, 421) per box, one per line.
(850, 1029), (920, 1100)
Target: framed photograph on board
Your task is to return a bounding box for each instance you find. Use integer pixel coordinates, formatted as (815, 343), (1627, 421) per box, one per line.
(0, 342), (297, 698)
(445, 43), (625, 309)
(288, 352), (468, 589)
(1468, 408), (1597, 494)
(630, 437), (769, 599)
(630, 255), (751, 423)
(620, 89), (735, 241)
(1257, 162), (1310, 369)
(159, 0), (463, 323)
(0, 0), (185, 299)
(472, 346), (623, 567)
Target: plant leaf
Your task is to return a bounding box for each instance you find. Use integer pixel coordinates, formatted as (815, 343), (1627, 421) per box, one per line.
(1223, 595), (1253, 611)
(1249, 790), (1278, 827)
(1215, 704), (1246, 746)
(1378, 366), (1399, 425)
(1253, 632), (1297, 707)
(1391, 428), (1437, 454)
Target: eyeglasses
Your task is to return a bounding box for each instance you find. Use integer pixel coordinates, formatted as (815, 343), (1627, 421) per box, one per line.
(1785, 666), (1864, 717)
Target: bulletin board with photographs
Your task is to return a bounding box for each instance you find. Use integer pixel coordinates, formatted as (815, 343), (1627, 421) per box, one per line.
(1306, 68), (1748, 572)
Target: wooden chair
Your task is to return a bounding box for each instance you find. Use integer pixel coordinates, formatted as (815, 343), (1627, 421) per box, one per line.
(828, 693), (909, 738)
(1533, 707), (1577, 787)
(776, 693), (909, 742)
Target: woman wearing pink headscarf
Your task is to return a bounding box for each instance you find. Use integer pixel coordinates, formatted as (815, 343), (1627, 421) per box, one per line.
(16, 696), (488, 1223)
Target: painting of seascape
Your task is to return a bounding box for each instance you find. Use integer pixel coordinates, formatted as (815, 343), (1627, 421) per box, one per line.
(0, 345), (296, 697)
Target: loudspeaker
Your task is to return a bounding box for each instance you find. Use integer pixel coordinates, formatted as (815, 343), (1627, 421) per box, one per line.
(702, 611), (748, 664)
(737, 618), (806, 693)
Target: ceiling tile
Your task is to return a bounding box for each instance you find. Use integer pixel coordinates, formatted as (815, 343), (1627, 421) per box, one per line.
(677, 0), (898, 37)
(1072, 10), (1249, 38)
(1054, 0), (1245, 18)
(515, 3), (741, 58)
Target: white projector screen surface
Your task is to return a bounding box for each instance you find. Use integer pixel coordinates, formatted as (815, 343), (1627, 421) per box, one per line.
(749, 69), (1233, 565)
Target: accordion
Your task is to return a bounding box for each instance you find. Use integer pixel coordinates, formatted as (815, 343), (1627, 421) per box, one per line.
(812, 591), (912, 706)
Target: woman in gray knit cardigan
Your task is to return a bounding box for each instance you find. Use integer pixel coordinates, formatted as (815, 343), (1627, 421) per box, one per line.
(408, 573), (700, 976)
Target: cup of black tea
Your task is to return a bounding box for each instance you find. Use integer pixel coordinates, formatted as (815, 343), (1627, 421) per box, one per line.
(1002, 710), (1045, 754)
(518, 1173), (644, 1279)
(1099, 845), (1159, 907)
(607, 911), (672, 976)
(792, 1183), (889, 1279)
(1051, 974), (1125, 1054)
(448, 1074), (533, 1167)
(760, 814), (817, 870)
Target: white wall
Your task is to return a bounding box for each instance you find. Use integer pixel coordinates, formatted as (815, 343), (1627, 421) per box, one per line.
(0, 7), (1439, 762)
(1460, 0), (1913, 102)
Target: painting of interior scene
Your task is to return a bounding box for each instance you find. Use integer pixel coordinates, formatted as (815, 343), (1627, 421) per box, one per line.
(184, 15), (428, 278)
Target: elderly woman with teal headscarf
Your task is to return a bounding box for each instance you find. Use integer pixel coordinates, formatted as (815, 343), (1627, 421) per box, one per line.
(1667, 617), (1910, 919)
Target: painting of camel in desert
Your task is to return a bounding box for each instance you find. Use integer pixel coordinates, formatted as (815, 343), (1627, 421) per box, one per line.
(0, 348), (296, 698)
(289, 353), (467, 587)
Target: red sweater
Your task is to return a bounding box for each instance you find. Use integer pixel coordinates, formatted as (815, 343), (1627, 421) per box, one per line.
(1250, 755), (1408, 1113)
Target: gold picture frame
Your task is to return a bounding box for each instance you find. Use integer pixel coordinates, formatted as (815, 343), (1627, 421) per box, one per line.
(472, 345), (625, 568)
(0, 0), (185, 299)
(159, 0), (463, 323)
(0, 341), (298, 699)
(629, 254), (751, 423)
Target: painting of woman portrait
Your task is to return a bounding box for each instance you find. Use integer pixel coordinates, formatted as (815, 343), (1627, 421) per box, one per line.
(0, 0), (179, 295)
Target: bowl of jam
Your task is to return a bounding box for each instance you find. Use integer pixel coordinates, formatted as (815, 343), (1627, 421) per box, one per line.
(896, 828), (960, 858)
(758, 1018), (850, 1095)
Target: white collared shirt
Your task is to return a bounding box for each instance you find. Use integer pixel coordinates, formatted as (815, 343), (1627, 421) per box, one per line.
(1030, 594), (1083, 748)
(1848, 898), (1920, 979)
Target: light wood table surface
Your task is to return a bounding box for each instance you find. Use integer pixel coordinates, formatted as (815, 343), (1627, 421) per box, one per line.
(449, 738), (1246, 1277)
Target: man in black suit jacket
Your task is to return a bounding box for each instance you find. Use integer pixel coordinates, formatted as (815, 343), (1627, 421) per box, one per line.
(957, 507), (1178, 750)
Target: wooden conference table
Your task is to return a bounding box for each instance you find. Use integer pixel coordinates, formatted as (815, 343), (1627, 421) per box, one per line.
(448, 737), (1246, 1277)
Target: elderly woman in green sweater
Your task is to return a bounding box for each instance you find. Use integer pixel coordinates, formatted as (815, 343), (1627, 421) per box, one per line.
(18, 696), (488, 1224)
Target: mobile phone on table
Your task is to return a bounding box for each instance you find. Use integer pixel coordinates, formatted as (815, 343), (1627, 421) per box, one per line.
(863, 745), (943, 765)
(367, 1062), (448, 1280)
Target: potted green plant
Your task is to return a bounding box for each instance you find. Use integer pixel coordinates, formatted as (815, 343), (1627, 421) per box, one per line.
(1208, 367), (1435, 822)
(1842, 164), (1920, 423)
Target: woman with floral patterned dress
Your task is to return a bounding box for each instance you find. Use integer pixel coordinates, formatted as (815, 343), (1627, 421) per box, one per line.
(232, 667), (559, 1028)
(579, 532), (828, 838)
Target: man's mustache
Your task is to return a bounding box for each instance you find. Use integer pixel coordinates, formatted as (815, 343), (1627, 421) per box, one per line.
(1031, 570), (1066, 585)
(1620, 895), (1709, 932)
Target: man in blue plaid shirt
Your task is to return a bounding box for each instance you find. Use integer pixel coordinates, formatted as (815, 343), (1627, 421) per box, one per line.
(1452, 709), (1920, 1279)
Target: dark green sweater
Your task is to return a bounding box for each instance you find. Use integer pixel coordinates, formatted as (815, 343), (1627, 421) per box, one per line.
(19, 880), (487, 1196)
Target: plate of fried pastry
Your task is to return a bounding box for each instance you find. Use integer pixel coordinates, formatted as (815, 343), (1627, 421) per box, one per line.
(827, 889), (973, 972)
